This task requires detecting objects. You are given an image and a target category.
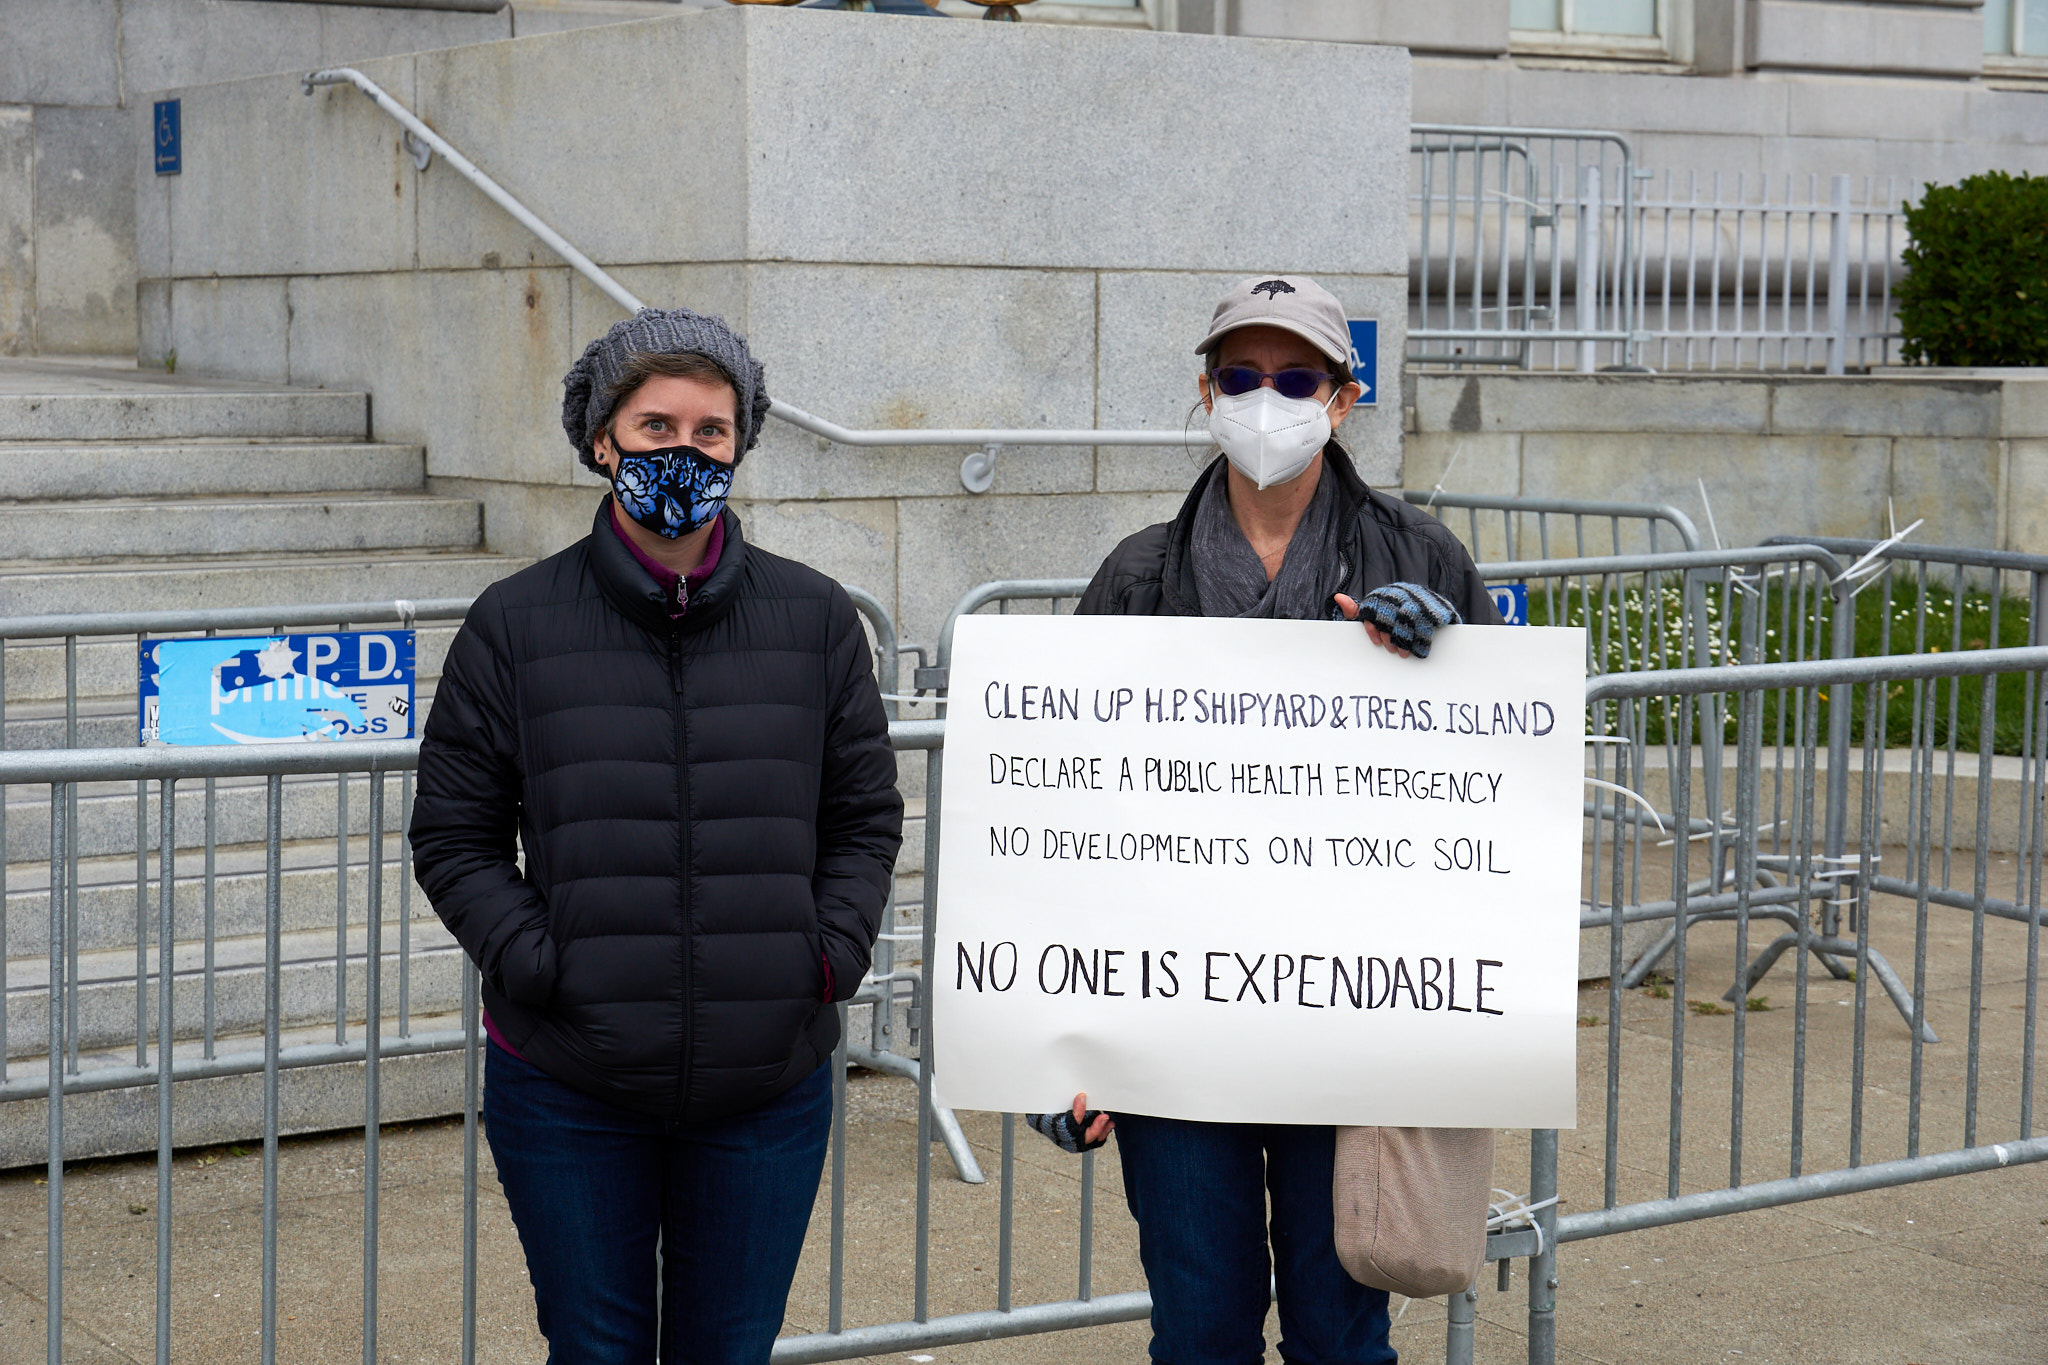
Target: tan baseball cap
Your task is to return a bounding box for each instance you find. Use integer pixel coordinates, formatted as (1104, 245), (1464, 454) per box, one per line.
(1194, 275), (1352, 372)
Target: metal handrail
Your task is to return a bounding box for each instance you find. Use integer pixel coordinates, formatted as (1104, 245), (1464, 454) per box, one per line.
(300, 67), (1213, 462)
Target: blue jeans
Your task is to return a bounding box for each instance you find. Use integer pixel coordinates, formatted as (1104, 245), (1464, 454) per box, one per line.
(1113, 1113), (1396, 1365)
(484, 1041), (831, 1365)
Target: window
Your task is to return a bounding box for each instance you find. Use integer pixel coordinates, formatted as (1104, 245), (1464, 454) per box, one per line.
(1985, 0), (2048, 56)
(1511, 0), (1658, 36)
(1509, 0), (1678, 61)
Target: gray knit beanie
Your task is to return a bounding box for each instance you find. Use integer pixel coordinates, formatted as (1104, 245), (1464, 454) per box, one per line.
(560, 307), (771, 473)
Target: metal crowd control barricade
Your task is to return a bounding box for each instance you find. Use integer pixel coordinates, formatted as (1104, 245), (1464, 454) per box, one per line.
(1408, 492), (1700, 561)
(0, 588), (908, 1156)
(3, 723), (1157, 1365)
(912, 493), (1703, 695)
(1537, 644), (2048, 1365)
(1408, 125), (1639, 372)
(1755, 534), (2048, 949)
(0, 599), (469, 1107)
(1484, 542), (1944, 1036)
(30, 592), (2048, 1364)
(1634, 172), (1910, 374)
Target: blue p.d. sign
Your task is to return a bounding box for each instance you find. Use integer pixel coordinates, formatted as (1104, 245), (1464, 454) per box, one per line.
(1489, 583), (1529, 626)
(139, 630), (415, 746)
(1346, 319), (1378, 406)
(153, 99), (180, 175)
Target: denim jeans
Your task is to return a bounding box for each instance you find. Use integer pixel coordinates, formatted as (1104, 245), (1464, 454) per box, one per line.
(1113, 1113), (1397, 1365)
(484, 1041), (832, 1365)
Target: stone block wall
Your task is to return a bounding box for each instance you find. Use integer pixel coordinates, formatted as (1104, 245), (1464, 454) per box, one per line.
(133, 6), (1414, 653)
(1405, 370), (2048, 561)
(0, 0), (695, 356)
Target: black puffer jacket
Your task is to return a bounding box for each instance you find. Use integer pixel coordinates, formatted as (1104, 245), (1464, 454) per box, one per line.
(1078, 441), (1504, 625)
(411, 500), (903, 1123)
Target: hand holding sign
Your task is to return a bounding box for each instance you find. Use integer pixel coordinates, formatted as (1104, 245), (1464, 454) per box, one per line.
(934, 613), (1585, 1130)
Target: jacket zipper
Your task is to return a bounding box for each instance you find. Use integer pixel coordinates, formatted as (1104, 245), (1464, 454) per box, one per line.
(670, 629), (693, 1121)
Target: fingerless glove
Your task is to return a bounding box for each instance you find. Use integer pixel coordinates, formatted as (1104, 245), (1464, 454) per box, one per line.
(1026, 1108), (1108, 1154)
(1356, 581), (1462, 659)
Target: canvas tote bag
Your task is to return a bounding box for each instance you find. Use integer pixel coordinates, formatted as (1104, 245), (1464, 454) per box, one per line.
(1331, 1125), (1495, 1298)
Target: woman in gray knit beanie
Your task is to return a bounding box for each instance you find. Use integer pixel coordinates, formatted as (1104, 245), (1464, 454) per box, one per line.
(562, 306), (772, 471)
(416, 304), (903, 1364)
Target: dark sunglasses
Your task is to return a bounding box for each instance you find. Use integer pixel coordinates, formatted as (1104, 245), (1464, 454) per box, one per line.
(1207, 365), (1340, 401)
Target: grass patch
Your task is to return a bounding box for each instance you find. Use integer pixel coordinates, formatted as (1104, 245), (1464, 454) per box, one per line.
(1525, 576), (2042, 756)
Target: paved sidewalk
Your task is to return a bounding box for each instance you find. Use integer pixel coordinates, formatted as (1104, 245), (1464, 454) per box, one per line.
(1, 870), (2043, 1362)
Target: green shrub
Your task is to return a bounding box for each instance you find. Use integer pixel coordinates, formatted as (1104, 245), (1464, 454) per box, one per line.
(1896, 171), (2048, 367)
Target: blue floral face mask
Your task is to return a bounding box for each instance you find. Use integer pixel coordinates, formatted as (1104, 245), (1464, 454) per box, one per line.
(608, 442), (734, 539)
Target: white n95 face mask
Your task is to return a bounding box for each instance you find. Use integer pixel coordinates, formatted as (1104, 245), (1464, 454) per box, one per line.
(1208, 385), (1334, 490)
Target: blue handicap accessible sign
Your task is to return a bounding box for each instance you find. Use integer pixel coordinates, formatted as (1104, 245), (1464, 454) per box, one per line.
(1488, 583), (1530, 626)
(139, 631), (414, 746)
(1346, 319), (1378, 406)
(153, 99), (180, 175)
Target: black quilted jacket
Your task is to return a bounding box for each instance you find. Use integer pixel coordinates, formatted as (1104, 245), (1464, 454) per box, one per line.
(411, 500), (903, 1122)
(1077, 440), (1504, 625)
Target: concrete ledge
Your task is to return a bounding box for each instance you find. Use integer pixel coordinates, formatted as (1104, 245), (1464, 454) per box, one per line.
(0, 1044), (464, 1169)
(1629, 746), (2040, 858)
(0, 442), (426, 501)
(1747, 0), (1984, 79)
(0, 388), (369, 443)
(1407, 371), (2048, 556)
(0, 549), (524, 617)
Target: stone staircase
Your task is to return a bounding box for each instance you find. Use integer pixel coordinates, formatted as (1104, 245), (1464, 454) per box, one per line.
(0, 358), (529, 1165)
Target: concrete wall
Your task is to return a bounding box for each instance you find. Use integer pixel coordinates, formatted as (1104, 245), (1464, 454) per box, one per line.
(1411, 62), (2046, 198)
(1405, 370), (2048, 559)
(134, 6), (1413, 651)
(14, 0), (2048, 357)
(0, 0), (697, 355)
(1208, 0), (2048, 196)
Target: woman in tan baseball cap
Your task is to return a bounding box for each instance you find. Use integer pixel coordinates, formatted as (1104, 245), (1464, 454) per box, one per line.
(1021, 275), (1501, 1365)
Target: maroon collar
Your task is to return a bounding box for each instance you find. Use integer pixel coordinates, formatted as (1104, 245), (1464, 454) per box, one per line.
(607, 501), (725, 619)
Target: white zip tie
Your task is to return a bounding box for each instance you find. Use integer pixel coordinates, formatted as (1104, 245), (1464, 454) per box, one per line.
(1585, 777), (1666, 833)
(1487, 1190), (1561, 1257)
(1424, 441), (1466, 511)
(1841, 519), (1926, 598)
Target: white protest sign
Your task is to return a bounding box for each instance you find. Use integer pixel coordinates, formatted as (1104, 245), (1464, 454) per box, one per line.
(932, 614), (1586, 1129)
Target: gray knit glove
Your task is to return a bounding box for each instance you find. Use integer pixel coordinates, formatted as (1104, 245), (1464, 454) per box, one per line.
(1026, 1109), (1108, 1154)
(1355, 581), (1461, 659)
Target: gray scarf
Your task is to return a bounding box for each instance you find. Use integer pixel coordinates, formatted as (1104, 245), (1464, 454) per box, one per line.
(1189, 460), (1344, 620)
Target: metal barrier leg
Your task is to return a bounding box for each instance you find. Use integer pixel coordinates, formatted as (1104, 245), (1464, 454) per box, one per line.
(1447, 1282), (1478, 1365)
(844, 1043), (986, 1185)
(914, 746), (941, 1323)
(1526, 1129), (1559, 1365)
(155, 778), (176, 1365)
(932, 1105), (985, 1186)
(47, 782), (66, 1365)
(461, 963), (480, 1365)
(363, 773), (384, 1365)
(261, 775), (282, 1365)
(1722, 934), (1937, 1043)
(830, 1002), (848, 1335)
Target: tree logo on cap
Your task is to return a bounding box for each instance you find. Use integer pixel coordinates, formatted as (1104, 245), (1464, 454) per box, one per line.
(1251, 279), (1296, 299)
